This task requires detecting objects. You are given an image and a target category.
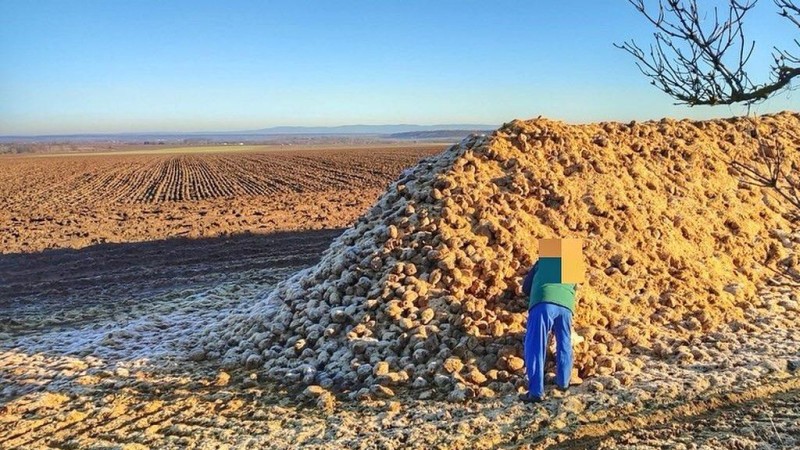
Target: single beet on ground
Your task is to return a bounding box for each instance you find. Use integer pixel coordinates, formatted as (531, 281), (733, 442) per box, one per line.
(198, 112), (800, 401)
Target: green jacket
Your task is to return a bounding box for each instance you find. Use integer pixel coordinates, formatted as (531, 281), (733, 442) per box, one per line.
(522, 261), (577, 313)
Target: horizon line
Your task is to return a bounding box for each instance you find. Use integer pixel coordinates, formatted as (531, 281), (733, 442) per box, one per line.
(3, 109), (798, 138)
(0, 123), (500, 139)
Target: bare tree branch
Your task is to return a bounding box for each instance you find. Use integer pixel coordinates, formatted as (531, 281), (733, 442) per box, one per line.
(617, 0), (800, 106)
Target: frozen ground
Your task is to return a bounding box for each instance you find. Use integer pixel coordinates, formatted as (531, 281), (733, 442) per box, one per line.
(1, 229), (799, 449)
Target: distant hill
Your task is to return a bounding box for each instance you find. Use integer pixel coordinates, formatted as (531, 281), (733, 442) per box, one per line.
(247, 124), (496, 135)
(0, 123), (497, 143)
(386, 129), (491, 140)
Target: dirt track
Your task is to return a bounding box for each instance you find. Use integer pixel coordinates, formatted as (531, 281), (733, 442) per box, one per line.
(549, 379), (800, 449)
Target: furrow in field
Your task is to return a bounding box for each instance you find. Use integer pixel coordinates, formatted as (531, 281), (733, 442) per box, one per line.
(215, 155), (285, 196)
(284, 155), (379, 190)
(113, 159), (141, 203)
(170, 157), (183, 201)
(200, 155), (240, 198)
(147, 158), (171, 203)
(181, 156), (201, 200)
(61, 163), (132, 207)
(23, 159), (114, 208)
(180, 156), (192, 200)
(157, 158), (176, 202)
(234, 154), (325, 193)
(100, 161), (139, 203)
(189, 156), (221, 199)
(214, 156), (266, 196)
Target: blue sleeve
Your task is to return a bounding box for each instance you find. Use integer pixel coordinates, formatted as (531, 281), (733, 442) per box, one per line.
(522, 262), (538, 296)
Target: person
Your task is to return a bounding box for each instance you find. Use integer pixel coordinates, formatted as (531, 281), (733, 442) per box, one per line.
(519, 260), (578, 403)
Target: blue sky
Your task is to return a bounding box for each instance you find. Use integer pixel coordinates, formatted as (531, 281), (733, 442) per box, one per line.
(1, 0), (798, 135)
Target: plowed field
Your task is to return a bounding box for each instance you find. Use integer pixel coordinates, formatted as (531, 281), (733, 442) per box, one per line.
(0, 144), (442, 253)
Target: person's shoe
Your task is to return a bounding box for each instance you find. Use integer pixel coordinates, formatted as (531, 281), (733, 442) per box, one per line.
(518, 392), (544, 403)
(555, 384), (569, 393)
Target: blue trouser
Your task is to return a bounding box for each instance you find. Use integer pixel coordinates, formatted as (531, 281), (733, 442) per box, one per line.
(524, 302), (573, 397)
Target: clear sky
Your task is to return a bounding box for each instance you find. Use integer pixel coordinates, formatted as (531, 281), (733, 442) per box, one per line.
(1, 0), (799, 135)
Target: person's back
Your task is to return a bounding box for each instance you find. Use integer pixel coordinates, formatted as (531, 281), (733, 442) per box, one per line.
(525, 258), (577, 312)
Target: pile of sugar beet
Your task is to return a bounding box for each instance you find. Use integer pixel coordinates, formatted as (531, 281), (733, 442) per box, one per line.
(198, 112), (800, 401)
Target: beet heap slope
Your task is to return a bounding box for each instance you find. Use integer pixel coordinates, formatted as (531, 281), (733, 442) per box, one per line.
(201, 112), (800, 400)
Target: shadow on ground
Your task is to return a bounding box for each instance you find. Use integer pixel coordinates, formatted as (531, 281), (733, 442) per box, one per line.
(0, 228), (344, 334)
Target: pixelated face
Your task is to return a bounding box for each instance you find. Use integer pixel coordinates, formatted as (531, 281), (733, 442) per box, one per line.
(538, 238), (585, 283)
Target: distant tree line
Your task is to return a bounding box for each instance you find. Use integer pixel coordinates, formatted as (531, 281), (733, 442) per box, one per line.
(1, 144), (40, 154)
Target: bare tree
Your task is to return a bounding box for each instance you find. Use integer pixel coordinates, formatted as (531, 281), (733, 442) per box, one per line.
(616, 0), (800, 106)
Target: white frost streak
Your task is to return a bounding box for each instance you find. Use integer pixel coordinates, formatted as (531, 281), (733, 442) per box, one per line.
(2, 282), (270, 370)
